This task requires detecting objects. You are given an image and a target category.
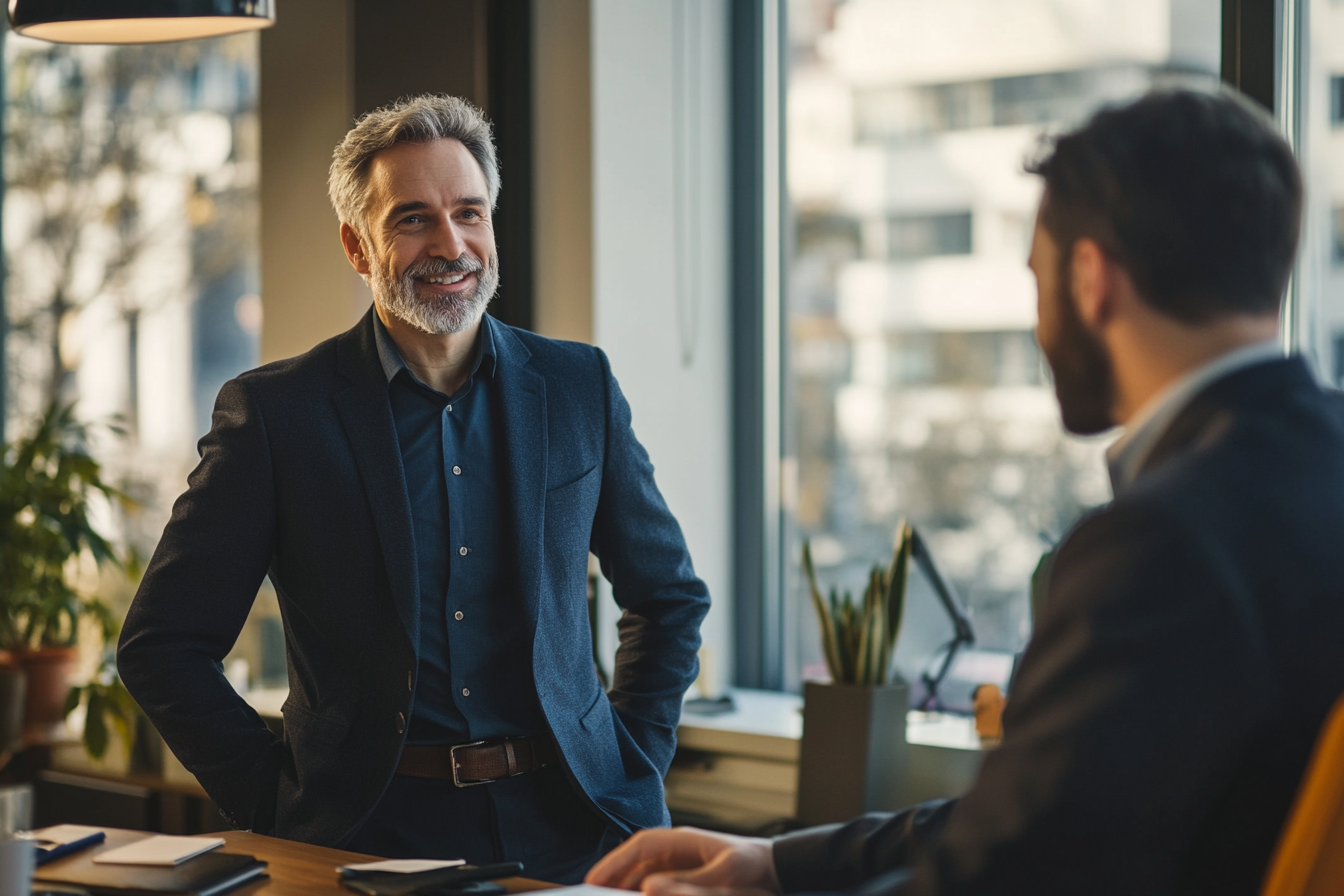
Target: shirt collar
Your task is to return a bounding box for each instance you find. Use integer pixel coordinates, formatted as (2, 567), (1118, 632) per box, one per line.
(1105, 339), (1283, 496)
(371, 309), (498, 387)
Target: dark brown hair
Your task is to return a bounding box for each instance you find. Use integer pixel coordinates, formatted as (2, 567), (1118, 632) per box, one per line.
(1027, 89), (1302, 323)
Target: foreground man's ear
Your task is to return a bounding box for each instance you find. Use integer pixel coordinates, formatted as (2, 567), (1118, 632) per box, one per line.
(1068, 237), (1112, 330)
(340, 222), (371, 276)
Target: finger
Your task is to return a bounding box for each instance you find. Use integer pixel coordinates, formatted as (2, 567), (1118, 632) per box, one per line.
(644, 877), (777, 896)
(587, 831), (692, 889)
(652, 834), (775, 894)
(587, 831), (663, 886)
(618, 857), (674, 892)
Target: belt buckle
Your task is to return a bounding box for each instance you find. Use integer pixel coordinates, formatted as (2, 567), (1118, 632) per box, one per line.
(449, 740), (491, 787)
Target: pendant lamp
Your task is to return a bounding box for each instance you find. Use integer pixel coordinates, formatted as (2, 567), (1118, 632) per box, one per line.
(8, 0), (275, 44)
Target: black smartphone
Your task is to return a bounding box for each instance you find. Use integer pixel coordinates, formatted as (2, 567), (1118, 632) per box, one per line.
(341, 861), (525, 896)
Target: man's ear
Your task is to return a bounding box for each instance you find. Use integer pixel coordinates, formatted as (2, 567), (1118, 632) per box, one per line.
(340, 223), (371, 276)
(1069, 237), (1112, 329)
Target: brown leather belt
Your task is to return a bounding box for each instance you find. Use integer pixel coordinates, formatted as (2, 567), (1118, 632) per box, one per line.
(396, 736), (557, 787)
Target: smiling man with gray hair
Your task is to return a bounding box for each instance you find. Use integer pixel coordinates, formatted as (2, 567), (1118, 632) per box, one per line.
(118, 94), (710, 882)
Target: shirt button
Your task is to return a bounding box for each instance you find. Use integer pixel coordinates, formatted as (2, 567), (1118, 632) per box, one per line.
(459, 546), (469, 556)
(446, 404), (453, 412)
(461, 688), (470, 697)
(407, 671), (413, 692)
(396, 712), (406, 733)
(452, 465), (462, 476)
(454, 610), (464, 621)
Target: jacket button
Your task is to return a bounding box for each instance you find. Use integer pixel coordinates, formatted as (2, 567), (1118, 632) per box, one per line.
(396, 712), (406, 734)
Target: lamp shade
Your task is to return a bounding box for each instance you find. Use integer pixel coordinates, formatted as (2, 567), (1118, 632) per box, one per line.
(8, 0), (275, 44)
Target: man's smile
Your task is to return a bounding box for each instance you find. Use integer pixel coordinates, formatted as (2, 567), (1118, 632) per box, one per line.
(415, 270), (477, 294)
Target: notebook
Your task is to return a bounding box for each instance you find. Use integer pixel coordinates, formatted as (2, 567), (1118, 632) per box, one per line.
(25, 824), (107, 864)
(94, 836), (224, 866)
(33, 849), (266, 896)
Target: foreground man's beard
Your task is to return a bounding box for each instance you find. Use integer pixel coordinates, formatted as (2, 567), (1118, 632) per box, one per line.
(371, 253), (500, 335)
(1041, 269), (1115, 436)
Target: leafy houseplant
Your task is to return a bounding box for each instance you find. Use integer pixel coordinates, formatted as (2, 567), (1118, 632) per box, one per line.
(802, 521), (913, 685)
(796, 522), (915, 825)
(0, 401), (124, 650)
(64, 653), (143, 761)
(0, 400), (135, 751)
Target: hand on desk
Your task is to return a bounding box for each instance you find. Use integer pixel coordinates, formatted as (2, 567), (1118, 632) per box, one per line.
(585, 827), (780, 896)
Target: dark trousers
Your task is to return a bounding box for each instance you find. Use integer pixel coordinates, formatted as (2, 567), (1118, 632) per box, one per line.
(343, 766), (621, 884)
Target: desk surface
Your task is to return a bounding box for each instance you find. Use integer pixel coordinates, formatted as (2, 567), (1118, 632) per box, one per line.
(35, 828), (555, 896)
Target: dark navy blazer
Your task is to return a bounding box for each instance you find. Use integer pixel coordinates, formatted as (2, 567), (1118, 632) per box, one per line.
(118, 309), (711, 846)
(772, 359), (1344, 896)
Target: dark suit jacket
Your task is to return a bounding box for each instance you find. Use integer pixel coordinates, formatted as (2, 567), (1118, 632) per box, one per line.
(117, 310), (710, 846)
(773, 357), (1344, 896)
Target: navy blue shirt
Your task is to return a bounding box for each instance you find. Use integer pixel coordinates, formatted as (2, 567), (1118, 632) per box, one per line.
(350, 316), (611, 879)
(372, 314), (547, 745)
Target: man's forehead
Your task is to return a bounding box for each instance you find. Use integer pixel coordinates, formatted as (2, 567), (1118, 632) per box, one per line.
(365, 138), (487, 208)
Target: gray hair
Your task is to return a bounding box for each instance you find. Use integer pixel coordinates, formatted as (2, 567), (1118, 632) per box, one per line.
(328, 94), (500, 233)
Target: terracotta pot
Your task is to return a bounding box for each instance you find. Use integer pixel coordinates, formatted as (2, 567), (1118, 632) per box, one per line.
(14, 646), (79, 746)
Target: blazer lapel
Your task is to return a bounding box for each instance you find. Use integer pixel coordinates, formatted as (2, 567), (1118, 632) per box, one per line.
(333, 312), (420, 651)
(489, 316), (547, 621)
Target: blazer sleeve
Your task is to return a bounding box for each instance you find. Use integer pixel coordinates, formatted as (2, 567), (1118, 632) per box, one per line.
(771, 501), (1274, 896)
(117, 376), (285, 832)
(588, 348), (711, 776)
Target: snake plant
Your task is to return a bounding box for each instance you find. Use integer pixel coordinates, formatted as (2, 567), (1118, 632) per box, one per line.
(803, 522), (913, 686)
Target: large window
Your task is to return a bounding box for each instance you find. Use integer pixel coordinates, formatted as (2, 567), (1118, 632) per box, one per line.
(3, 32), (261, 665)
(1294, 1), (1344, 384)
(781, 0), (1221, 688)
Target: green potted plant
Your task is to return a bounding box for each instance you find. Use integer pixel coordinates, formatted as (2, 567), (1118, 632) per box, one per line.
(796, 521), (913, 825)
(0, 400), (131, 746)
(64, 650), (145, 765)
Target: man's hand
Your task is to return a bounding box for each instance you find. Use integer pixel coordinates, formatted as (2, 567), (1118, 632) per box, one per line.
(585, 827), (781, 896)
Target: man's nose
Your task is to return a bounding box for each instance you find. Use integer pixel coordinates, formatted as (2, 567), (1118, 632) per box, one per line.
(428, 217), (468, 260)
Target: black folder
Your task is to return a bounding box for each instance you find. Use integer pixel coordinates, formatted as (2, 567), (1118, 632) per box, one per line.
(32, 850), (267, 896)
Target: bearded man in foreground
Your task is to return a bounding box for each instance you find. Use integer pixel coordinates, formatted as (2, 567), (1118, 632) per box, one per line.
(118, 94), (709, 883)
(587, 89), (1344, 896)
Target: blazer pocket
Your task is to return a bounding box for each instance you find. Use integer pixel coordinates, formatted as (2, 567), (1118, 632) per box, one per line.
(280, 700), (353, 751)
(547, 463), (599, 495)
(578, 689), (622, 759)
(578, 687), (607, 729)
(545, 466), (601, 557)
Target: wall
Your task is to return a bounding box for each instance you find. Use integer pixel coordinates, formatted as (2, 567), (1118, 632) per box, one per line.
(259, 0), (493, 364)
(589, 0), (734, 694)
(258, 0), (367, 363)
(532, 0), (594, 343)
(352, 0), (488, 118)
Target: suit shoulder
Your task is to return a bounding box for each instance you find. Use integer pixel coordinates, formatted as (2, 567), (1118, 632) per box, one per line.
(502, 325), (607, 378)
(227, 332), (343, 395)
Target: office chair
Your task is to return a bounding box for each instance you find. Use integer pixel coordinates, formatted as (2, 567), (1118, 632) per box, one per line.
(1261, 693), (1344, 896)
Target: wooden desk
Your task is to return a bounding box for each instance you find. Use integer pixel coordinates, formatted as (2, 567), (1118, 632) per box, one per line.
(35, 828), (555, 896)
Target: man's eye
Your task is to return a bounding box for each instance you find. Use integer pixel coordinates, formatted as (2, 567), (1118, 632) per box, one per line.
(402, 215), (423, 225)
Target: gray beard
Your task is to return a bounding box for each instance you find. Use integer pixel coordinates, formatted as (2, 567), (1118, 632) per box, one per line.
(370, 254), (500, 335)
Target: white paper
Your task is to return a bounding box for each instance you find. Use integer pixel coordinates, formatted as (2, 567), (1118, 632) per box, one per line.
(93, 835), (224, 866)
(339, 858), (467, 874)
(25, 824), (103, 846)
(544, 887), (634, 896)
